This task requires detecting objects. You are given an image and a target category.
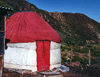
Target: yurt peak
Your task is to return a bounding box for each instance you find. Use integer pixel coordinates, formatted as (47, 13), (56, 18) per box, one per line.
(16, 11), (34, 13)
(6, 12), (61, 43)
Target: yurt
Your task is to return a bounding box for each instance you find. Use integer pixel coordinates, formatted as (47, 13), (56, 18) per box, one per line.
(4, 12), (61, 72)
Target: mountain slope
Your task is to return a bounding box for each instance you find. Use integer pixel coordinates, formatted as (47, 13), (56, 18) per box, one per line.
(0, 0), (100, 46)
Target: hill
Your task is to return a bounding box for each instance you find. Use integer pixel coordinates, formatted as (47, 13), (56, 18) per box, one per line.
(1, 0), (100, 45)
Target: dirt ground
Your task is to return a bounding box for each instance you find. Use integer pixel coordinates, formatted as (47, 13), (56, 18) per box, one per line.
(2, 69), (90, 77)
(2, 64), (100, 77)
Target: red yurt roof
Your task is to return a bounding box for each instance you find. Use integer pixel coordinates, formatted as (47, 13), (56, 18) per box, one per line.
(6, 12), (61, 43)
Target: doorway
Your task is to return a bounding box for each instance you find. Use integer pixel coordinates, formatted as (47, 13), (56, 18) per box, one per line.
(36, 41), (50, 71)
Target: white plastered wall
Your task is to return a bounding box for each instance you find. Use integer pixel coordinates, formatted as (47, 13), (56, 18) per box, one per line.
(4, 41), (61, 72)
(4, 42), (37, 72)
(50, 41), (61, 70)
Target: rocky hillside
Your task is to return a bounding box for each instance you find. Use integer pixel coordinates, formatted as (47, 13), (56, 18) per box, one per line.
(0, 0), (100, 46)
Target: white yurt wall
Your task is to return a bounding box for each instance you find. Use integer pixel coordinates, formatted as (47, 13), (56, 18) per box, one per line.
(4, 42), (37, 72)
(4, 41), (61, 72)
(50, 41), (61, 70)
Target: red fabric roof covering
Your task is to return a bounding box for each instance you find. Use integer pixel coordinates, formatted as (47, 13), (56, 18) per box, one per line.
(6, 12), (61, 43)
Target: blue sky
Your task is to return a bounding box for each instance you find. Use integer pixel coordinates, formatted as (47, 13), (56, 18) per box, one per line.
(27, 0), (100, 23)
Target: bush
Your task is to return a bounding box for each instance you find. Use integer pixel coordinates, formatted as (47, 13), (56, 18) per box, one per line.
(74, 47), (89, 53)
(72, 56), (88, 65)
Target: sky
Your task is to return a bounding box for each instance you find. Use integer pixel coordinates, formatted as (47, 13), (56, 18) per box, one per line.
(27, 0), (100, 23)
